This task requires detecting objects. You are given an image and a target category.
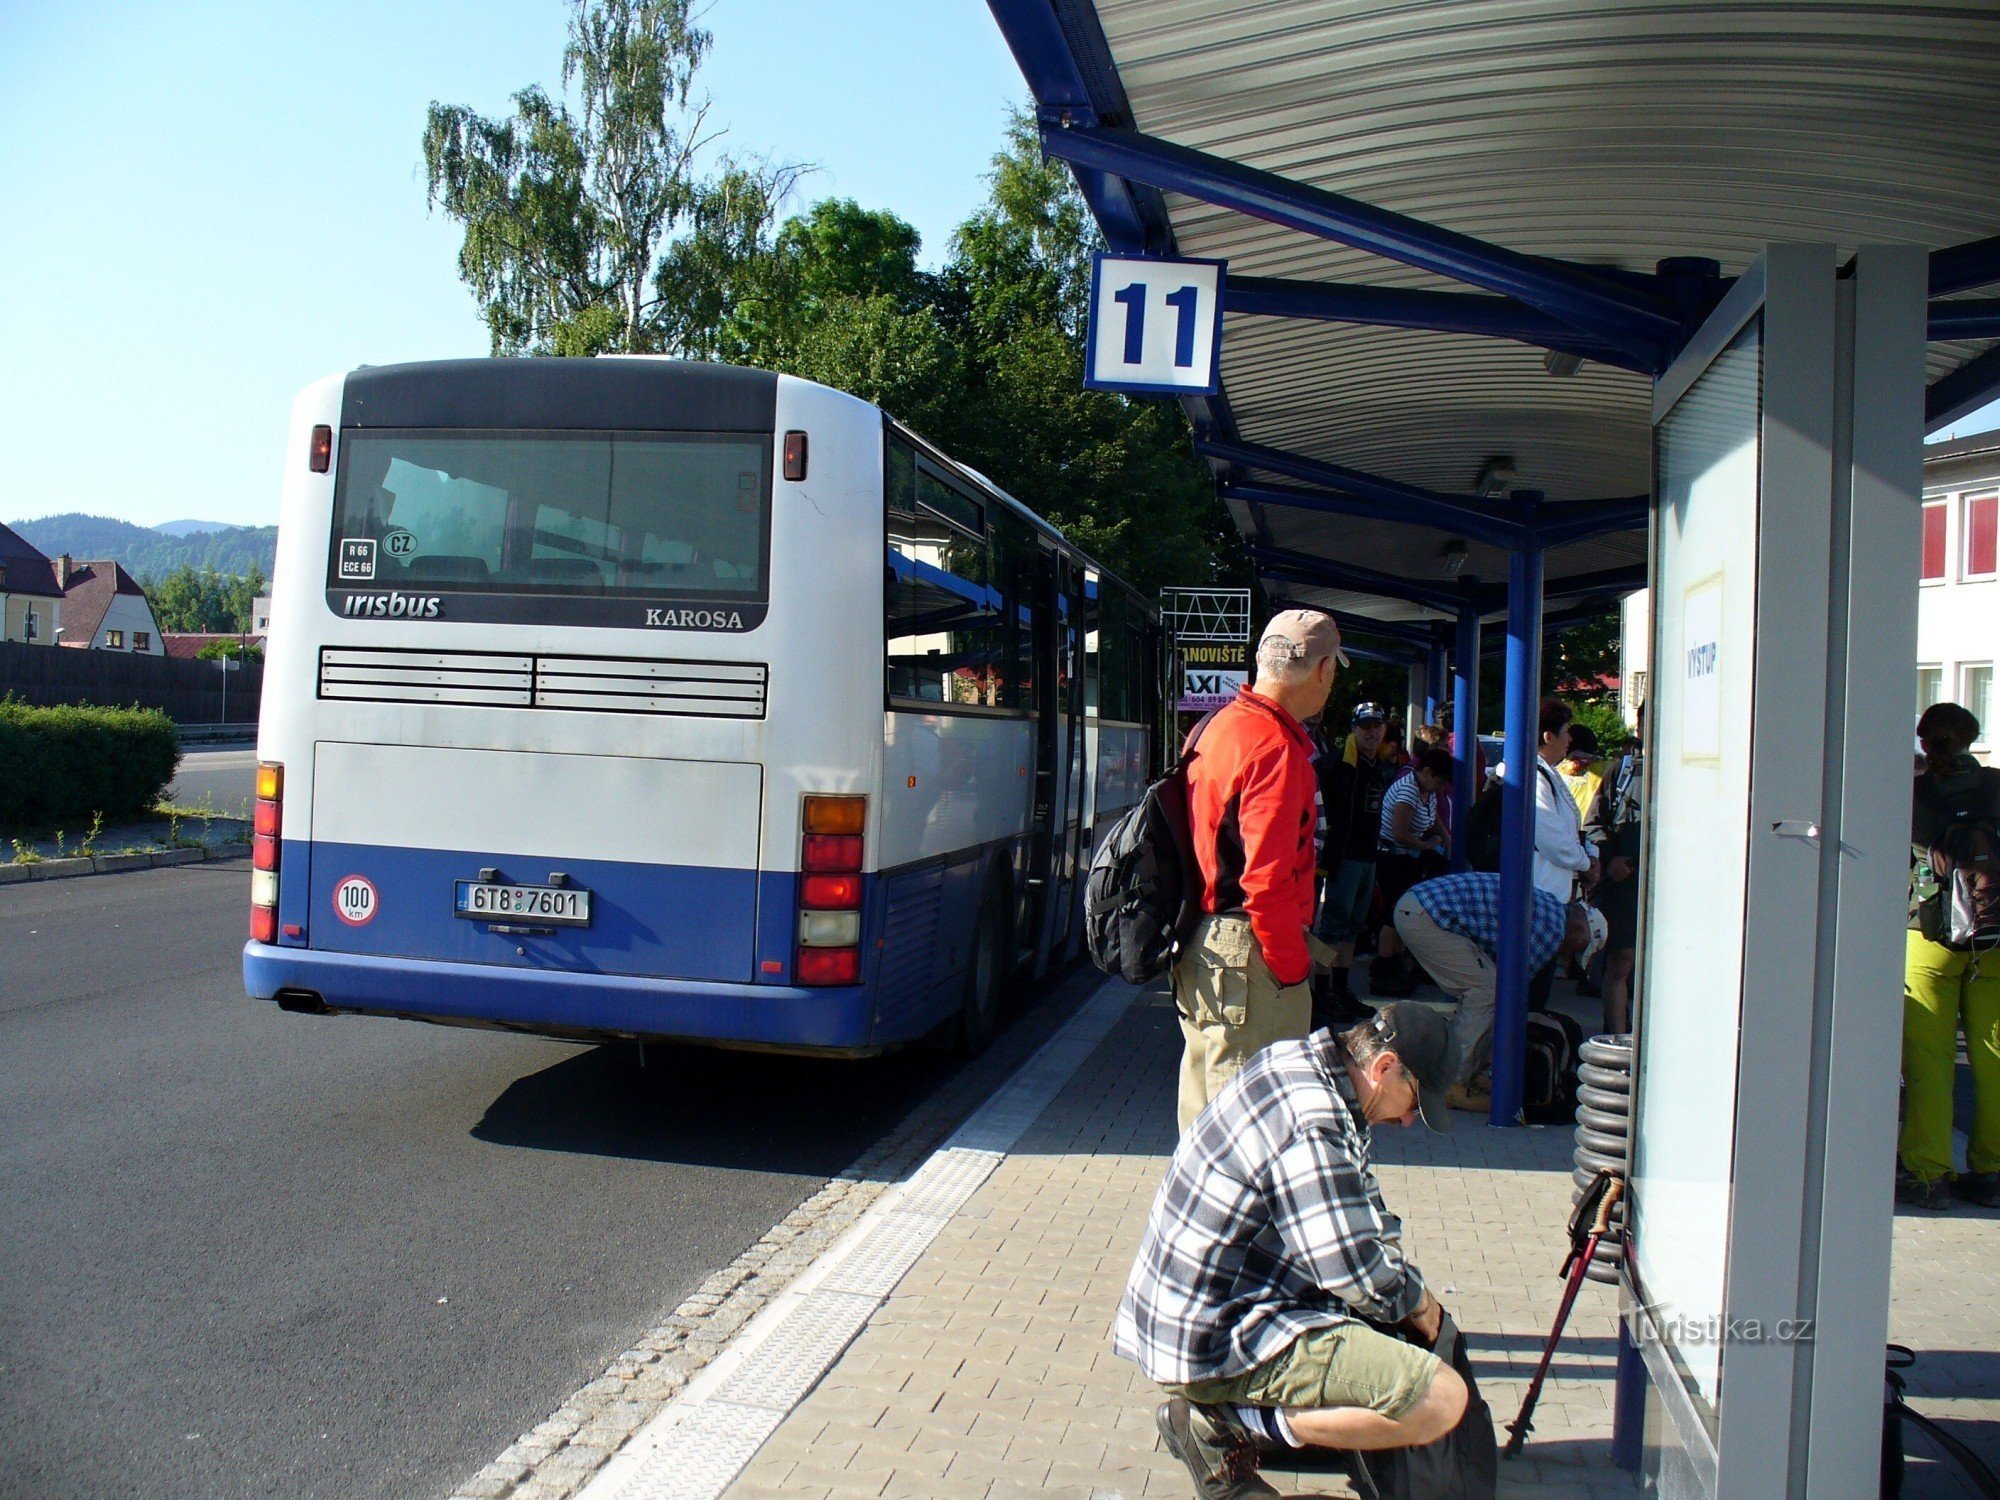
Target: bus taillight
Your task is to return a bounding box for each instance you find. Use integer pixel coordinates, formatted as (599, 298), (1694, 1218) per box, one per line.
(797, 795), (865, 985)
(250, 762), (283, 944)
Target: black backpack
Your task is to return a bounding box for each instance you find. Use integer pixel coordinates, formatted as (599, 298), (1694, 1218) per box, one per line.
(1522, 1010), (1584, 1125)
(1350, 1313), (1498, 1500)
(1084, 717), (1214, 985)
(1929, 810), (2000, 953)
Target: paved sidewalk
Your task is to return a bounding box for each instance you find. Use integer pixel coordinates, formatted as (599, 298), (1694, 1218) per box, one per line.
(728, 987), (1637, 1499)
(704, 980), (1999, 1498)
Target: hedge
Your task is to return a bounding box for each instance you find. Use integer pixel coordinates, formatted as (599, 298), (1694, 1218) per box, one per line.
(0, 700), (182, 831)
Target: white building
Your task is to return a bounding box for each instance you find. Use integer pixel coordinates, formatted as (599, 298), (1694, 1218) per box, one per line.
(1617, 430), (1999, 762)
(1916, 432), (1998, 760)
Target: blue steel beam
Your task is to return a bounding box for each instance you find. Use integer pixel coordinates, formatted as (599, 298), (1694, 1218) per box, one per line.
(1246, 545), (1464, 615)
(1928, 343), (2000, 432)
(1450, 607), (1481, 871)
(1204, 438), (1529, 546)
(1928, 300), (2000, 342)
(1537, 564), (1649, 603)
(1223, 480), (1527, 552)
(1931, 236), (2000, 298)
(1491, 545), (1546, 1127)
(1529, 499), (1652, 547)
(1036, 121), (1683, 364)
(1224, 276), (1651, 373)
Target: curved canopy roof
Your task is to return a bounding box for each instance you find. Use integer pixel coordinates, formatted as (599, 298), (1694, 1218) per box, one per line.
(990, 0), (2000, 641)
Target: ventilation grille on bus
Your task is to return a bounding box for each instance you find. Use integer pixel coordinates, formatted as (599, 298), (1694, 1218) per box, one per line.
(317, 647), (767, 718)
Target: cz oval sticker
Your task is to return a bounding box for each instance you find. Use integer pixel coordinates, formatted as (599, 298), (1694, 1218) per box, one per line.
(333, 875), (379, 926)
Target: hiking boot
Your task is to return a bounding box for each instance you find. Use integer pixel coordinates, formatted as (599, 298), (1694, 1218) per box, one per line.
(1155, 1399), (1279, 1499)
(1954, 1171), (2000, 1207)
(1445, 1082), (1492, 1113)
(1895, 1170), (1953, 1211)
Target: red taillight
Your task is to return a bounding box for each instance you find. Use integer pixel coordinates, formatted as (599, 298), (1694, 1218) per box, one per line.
(802, 834), (863, 873)
(800, 873), (862, 910)
(250, 760), (283, 941)
(783, 429), (807, 481)
(309, 424), (332, 473)
(795, 946), (859, 986)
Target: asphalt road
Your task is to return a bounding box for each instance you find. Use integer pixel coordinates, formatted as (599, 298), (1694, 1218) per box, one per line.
(0, 862), (1022, 1499)
(165, 745), (258, 819)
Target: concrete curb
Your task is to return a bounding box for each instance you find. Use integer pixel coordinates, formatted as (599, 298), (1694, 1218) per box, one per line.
(3, 841), (250, 885)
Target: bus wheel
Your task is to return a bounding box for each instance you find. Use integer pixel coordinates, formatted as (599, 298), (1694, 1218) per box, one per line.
(959, 885), (1006, 1054)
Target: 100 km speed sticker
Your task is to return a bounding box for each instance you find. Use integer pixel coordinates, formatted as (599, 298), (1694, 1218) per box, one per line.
(333, 875), (379, 926)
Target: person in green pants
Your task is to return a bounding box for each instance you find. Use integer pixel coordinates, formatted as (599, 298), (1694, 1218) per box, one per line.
(1899, 701), (2000, 1210)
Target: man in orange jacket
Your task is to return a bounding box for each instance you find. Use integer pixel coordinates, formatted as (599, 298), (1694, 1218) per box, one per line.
(1175, 609), (1348, 1130)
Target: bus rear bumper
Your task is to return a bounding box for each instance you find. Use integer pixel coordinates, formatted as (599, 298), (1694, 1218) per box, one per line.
(242, 943), (877, 1052)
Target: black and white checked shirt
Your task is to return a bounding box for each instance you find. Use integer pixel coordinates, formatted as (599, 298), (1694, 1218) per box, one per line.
(1113, 1034), (1427, 1384)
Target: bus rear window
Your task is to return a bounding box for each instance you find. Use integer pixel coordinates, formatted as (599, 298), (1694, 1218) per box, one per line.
(328, 429), (770, 602)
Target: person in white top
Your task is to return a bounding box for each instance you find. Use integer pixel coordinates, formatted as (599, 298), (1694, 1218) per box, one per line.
(1492, 697), (1598, 904)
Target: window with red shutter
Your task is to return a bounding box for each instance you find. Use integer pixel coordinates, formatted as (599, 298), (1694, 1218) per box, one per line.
(1921, 502), (1947, 581)
(1965, 493), (1997, 580)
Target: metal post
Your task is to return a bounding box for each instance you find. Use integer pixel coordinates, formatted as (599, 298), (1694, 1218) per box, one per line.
(1612, 1319), (1647, 1471)
(1424, 641), (1445, 728)
(1451, 605), (1481, 870)
(1492, 537), (1545, 1127)
(1405, 662), (1426, 739)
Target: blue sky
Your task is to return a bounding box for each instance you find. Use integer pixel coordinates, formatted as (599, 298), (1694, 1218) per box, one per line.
(0, 0), (1027, 530)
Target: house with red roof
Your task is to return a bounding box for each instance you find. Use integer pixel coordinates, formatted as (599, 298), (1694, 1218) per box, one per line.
(0, 522), (63, 645)
(53, 556), (165, 654)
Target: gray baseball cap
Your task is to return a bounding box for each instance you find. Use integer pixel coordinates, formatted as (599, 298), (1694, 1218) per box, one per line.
(1368, 1001), (1456, 1133)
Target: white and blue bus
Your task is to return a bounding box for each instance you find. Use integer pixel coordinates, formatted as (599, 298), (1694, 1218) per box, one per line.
(244, 359), (1158, 1054)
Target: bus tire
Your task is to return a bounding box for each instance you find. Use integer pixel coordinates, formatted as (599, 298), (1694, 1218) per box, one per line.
(959, 883), (1007, 1054)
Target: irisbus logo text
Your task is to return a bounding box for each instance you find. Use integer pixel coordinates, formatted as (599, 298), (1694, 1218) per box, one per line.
(342, 592), (442, 619)
(646, 607), (747, 630)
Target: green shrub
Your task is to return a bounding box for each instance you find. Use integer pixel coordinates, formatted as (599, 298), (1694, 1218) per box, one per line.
(0, 700), (181, 831)
(1567, 696), (1632, 754)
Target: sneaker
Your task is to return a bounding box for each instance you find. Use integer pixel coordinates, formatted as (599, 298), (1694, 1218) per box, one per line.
(1895, 1170), (1953, 1210)
(1155, 1399), (1279, 1499)
(1954, 1171), (2000, 1207)
(1445, 1082), (1492, 1113)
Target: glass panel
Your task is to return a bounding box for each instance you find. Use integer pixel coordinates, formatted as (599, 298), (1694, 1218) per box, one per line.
(1965, 494), (1997, 578)
(1961, 663), (1994, 743)
(885, 487), (1000, 706)
(1921, 502), (1947, 580)
(329, 430), (770, 599)
(1917, 665), (1944, 717)
(1634, 314), (1762, 1421)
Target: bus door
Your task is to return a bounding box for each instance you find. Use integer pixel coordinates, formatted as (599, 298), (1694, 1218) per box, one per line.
(1049, 558), (1088, 960)
(1023, 546), (1068, 972)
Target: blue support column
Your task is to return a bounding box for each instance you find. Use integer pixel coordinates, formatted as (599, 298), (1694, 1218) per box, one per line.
(1424, 642), (1445, 727)
(1451, 605), (1481, 872)
(1492, 542), (1545, 1128)
(1612, 1319), (1648, 1471)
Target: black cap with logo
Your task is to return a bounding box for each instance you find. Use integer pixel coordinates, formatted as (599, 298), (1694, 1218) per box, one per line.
(1368, 1001), (1456, 1133)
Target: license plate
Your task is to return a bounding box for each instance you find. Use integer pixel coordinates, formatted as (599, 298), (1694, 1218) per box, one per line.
(454, 881), (592, 927)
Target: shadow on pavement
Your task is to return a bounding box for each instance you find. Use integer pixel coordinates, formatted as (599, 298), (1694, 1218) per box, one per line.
(469, 1038), (955, 1174)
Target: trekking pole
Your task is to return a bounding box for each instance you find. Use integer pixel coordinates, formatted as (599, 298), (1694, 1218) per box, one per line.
(1504, 1173), (1623, 1458)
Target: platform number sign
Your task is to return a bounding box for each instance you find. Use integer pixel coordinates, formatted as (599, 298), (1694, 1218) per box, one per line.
(1084, 254), (1226, 395)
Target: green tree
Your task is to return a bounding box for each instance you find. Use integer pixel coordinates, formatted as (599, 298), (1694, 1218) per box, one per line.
(194, 639), (263, 662)
(146, 563), (263, 633)
(423, 0), (802, 355)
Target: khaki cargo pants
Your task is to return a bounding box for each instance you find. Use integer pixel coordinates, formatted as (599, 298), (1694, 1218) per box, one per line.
(1171, 914), (1312, 1131)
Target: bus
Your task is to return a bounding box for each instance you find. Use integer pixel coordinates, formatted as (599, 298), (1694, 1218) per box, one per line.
(243, 358), (1159, 1055)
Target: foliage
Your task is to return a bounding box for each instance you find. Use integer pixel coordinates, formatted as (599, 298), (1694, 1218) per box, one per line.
(194, 639), (264, 662)
(147, 564), (266, 634)
(0, 700), (181, 831)
(1567, 696), (1633, 753)
(423, 0), (805, 355)
(9, 514), (276, 584)
(1544, 609), (1622, 696)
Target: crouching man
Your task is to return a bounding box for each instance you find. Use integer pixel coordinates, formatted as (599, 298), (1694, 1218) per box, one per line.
(1114, 1002), (1468, 1498)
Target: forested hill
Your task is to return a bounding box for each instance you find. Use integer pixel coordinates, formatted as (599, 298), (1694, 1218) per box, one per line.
(8, 514), (278, 582)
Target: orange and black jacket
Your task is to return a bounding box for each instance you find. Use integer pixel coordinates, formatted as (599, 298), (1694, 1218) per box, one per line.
(1184, 687), (1319, 986)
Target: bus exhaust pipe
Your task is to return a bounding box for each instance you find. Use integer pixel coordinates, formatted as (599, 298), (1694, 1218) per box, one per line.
(275, 988), (332, 1016)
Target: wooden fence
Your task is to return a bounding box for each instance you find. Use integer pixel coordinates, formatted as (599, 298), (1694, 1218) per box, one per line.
(0, 641), (263, 724)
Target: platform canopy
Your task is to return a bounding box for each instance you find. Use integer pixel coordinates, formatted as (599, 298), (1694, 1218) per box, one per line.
(988, 0), (2000, 640)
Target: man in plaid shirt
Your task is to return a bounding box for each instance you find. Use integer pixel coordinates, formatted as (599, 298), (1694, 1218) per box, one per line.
(1115, 1002), (1470, 1497)
(1393, 871), (1604, 1112)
